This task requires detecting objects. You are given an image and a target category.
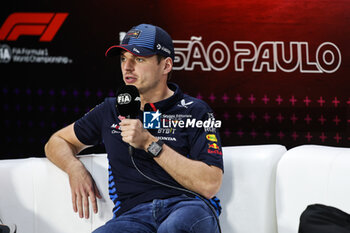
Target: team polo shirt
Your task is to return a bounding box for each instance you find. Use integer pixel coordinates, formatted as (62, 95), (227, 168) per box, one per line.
(74, 82), (224, 218)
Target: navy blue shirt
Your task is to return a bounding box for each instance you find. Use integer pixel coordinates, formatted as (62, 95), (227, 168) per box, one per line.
(74, 83), (224, 218)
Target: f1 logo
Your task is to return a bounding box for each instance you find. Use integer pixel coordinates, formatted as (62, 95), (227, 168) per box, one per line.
(0, 12), (68, 42)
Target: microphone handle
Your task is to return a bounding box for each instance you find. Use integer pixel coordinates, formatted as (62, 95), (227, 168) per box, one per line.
(126, 115), (135, 156)
(129, 145), (134, 156)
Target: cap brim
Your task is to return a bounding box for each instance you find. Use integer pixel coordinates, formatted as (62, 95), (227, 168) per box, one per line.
(105, 45), (156, 57)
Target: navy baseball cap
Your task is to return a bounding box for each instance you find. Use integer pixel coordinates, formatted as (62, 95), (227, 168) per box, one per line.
(105, 24), (175, 61)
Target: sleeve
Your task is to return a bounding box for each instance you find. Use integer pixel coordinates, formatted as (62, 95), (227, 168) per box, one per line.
(188, 104), (224, 172)
(73, 100), (107, 146)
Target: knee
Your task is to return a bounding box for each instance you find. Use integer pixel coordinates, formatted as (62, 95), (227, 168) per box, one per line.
(93, 218), (154, 233)
(157, 216), (188, 233)
(190, 215), (218, 233)
(158, 208), (218, 233)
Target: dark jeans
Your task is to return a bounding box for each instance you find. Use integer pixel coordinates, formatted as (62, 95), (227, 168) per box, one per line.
(93, 195), (220, 233)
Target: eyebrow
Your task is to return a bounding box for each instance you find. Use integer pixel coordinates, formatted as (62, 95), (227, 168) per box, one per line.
(120, 52), (142, 59)
(120, 52), (155, 62)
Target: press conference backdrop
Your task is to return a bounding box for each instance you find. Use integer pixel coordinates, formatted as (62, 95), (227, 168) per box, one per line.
(1, 0), (349, 159)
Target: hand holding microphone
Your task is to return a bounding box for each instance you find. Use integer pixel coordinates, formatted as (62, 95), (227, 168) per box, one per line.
(115, 85), (155, 155)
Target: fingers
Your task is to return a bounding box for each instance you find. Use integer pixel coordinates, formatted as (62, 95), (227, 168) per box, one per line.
(72, 192), (77, 213)
(83, 194), (90, 219)
(69, 170), (101, 219)
(72, 189), (99, 218)
(120, 120), (137, 145)
(118, 118), (134, 125)
(119, 119), (150, 148)
(72, 192), (78, 213)
(119, 119), (142, 131)
(90, 194), (97, 214)
(94, 182), (102, 199)
(87, 182), (103, 215)
(77, 192), (84, 218)
(90, 182), (101, 214)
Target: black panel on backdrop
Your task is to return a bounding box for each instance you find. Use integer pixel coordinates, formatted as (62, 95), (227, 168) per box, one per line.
(1, 0), (349, 159)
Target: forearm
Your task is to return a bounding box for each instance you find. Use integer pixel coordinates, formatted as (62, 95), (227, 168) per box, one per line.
(153, 144), (222, 199)
(45, 123), (89, 174)
(119, 119), (222, 199)
(45, 135), (83, 174)
(44, 123), (100, 219)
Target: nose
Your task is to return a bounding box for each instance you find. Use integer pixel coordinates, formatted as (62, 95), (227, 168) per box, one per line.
(122, 58), (135, 72)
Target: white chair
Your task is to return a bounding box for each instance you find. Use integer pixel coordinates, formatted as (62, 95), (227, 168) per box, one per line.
(218, 145), (286, 233)
(0, 144), (287, 233)
(276, 145), (350, 233)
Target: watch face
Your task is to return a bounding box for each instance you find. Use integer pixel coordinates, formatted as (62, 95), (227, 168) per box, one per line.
(149, 142), (162, 157)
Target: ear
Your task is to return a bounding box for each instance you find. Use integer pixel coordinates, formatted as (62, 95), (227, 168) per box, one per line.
(163, 57), (173, 75)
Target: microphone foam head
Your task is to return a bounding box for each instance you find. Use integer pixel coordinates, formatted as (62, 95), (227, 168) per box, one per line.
(116, 85), (140, 118)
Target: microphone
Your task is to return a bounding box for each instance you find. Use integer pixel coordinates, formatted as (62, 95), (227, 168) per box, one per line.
(115, 85), (141, 156)
(116, 85), (141, 118)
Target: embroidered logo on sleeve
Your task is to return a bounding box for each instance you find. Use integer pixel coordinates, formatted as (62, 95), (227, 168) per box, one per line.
(206, 134), (218, 142)
(207, 142), (222, 155)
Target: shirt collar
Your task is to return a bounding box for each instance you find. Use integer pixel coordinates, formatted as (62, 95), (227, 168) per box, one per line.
(143, 82), (183, 112)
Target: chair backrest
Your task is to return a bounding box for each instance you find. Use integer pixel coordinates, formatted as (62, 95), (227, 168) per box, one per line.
(0, 144), (288, 233)
(275, 145), (350, 233)
(0, 154), (113, 233)
(218, 145), (286, 233)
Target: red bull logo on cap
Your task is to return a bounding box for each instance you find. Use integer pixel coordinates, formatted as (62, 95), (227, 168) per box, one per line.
(124, 29), (141, 39)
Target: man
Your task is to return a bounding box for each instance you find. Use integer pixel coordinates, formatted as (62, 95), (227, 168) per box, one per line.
(45, 24), (223, 233)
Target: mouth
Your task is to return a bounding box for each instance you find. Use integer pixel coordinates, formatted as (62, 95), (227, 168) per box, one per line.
(124, 75), (137, 84)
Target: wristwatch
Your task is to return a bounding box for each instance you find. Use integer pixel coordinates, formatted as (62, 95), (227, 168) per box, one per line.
(147, 140), (164, 157)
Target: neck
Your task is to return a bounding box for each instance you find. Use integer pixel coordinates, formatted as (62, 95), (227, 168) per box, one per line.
(140, 84), (174, 110)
